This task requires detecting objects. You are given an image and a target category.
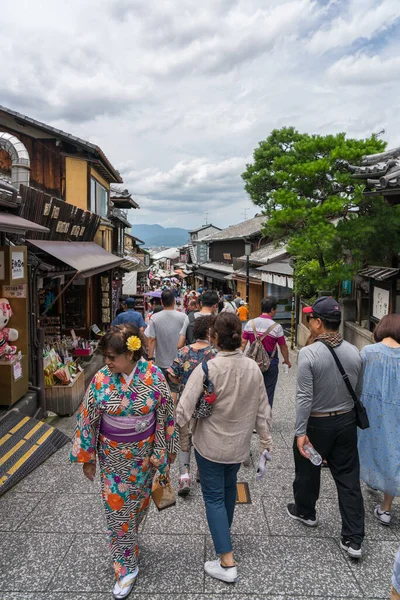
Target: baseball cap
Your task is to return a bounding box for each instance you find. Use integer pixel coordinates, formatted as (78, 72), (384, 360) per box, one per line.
(303, 296), (341, 320)
(125, 297), (136, 308)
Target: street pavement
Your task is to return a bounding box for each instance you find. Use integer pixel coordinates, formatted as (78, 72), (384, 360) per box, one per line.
(0, 350), (398, 599)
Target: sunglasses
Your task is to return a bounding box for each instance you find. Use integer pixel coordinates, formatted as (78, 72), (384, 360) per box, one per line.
(306, 315), (317, 323)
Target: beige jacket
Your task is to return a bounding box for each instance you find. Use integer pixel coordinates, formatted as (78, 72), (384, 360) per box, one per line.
(176, 349), (272, 464)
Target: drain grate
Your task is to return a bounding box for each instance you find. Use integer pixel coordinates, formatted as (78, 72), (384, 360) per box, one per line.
(236, 481), (252, 504)
(0, 411), (70, 496)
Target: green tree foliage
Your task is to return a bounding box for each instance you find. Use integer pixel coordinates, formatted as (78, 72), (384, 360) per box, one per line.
(242, 127), (400, 297)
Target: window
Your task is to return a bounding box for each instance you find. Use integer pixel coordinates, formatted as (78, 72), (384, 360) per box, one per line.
(90, 177), (109, 218)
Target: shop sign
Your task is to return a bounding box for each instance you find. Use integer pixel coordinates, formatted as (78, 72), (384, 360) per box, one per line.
(372, 286), (390, 320)
(11, 251), (24, 280)
(2, 284), (27, 298)
(13, 360), (23, 381)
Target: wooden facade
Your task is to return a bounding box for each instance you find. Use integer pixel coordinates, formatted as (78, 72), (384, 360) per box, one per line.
(0, 132), (62, 197)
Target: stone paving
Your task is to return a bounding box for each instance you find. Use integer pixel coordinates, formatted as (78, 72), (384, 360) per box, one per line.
(0, 352), (398, 599)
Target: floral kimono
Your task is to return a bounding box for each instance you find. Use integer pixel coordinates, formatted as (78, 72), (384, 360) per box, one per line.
(70, 358), (178, 581)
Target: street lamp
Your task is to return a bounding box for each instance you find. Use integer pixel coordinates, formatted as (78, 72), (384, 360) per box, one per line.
(244, 241), (252, 304)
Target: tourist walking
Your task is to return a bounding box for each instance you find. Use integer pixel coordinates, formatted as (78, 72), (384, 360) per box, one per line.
(288, 296), (365, 559)
(70, 324), (178, 599)
(168, 315), (216, 496)
(145, 289), (186, 376)
(237, 300), (249, 328)
(221, 294), (237, 314)
(234, 291), (242, 308)
(358, 314), (400, 526)
(241, 296), (291, 407)
(115, 298), (126, 317)
(112, 297), (146, 333)
(176, 313), (272, 583)
(178, 290), (219, 347)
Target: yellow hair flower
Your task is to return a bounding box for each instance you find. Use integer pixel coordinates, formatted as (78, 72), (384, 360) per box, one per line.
(126, 335), (142, 352)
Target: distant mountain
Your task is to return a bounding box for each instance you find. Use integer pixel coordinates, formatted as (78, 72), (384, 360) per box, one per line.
(131, 224), (189, 247)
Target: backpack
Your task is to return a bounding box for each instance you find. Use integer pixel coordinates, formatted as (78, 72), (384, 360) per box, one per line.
(247, 321), (277, 372)
(185, 311), (197, 344)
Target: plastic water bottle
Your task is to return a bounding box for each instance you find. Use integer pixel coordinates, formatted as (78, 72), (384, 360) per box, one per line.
(283, 363), (289, 374)
(256, 449), (272, 480)
(303, 443), (322, 466)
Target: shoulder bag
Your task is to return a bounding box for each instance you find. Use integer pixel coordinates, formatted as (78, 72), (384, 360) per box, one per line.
(192, 360), (216, 419)
(321, 342), (369, 430)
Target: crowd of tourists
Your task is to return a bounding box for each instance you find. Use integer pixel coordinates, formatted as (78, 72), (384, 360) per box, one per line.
(70, 287), (400, 599)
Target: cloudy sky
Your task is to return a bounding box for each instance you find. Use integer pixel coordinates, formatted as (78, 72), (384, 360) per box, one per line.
(2, 0), (400, 230)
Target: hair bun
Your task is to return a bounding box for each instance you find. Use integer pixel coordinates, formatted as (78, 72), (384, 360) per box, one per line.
(232, 332), (240, 341)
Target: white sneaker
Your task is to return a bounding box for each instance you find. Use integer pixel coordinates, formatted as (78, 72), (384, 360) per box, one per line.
(204, 558), (238, 583)
(178, 473), (191, 497)
(113, 568), (138, 599)
(374, 504), (392, 525)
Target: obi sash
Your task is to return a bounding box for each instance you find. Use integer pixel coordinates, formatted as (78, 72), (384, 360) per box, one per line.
(100, 411), (156, 443)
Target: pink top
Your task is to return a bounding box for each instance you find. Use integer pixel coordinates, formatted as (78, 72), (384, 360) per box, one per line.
(242, 316), (286, 361)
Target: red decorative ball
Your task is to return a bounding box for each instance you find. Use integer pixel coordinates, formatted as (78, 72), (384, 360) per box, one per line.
(205, 393), (217, 405)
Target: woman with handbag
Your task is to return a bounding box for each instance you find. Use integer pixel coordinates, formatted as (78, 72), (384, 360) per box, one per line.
(176, 312), (272, 584)
(167, 315), (217, 496)
(70, 324), (178, 599)
(358, 313), (400, 526)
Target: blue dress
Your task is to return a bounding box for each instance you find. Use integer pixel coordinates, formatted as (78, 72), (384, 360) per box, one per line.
(358, 342), (400, 496)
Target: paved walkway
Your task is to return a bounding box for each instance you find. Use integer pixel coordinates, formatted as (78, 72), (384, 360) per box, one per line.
(0, 352), (398, 599)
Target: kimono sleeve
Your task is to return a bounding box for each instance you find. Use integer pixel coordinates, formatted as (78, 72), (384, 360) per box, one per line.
(151, 375), (180, 474)
(70, 377), (102, 464)
(167, 349), (185, 380)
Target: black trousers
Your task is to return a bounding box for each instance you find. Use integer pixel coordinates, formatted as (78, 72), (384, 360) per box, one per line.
(263, 363), (279, 408)
(293, 410), (365, 545)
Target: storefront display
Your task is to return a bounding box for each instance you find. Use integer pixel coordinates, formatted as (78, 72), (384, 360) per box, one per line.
(101, 275), (111, 324)
(0, 246), (29, 406)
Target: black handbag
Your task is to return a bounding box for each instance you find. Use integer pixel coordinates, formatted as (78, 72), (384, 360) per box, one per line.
(322, 343), (369, 430)
(192, 361), (216, 419)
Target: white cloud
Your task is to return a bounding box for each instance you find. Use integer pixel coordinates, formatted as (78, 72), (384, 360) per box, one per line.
(328, 53), (400, 84)
(307, 0), (400, 53)
(0, 0), (400, 228)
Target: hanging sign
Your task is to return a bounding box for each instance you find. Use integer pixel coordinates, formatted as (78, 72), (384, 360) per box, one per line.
(2, 284), (27, 298)
(372, 286), (390, 320)
(11, 251), (25, 280)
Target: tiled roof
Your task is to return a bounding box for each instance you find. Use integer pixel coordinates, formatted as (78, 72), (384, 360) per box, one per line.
(188, 223), (221, 234)
(202, 215), (266, 242)
(237, 241), (288, 265)
(198, 261), (234, 274)
(341, 146), (400, 195)
(0, 104), (122, 183)
(232, 266), (262, 281)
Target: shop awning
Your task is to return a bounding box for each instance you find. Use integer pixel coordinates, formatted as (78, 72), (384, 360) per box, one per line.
(358, 266), (400, 281)
(27, 240), (124, 278)
(0, 212), (49, 234)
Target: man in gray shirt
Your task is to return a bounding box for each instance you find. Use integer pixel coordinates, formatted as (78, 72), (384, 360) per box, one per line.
(145, 289), (186, 383)
(287, 297), (365, 559)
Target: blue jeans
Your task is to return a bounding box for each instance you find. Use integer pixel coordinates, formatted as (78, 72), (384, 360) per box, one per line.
(195, 449), (241, 555)
(263, 363), (279, 408)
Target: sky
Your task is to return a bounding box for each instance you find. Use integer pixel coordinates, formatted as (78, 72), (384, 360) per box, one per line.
(1, 0), (400, 230)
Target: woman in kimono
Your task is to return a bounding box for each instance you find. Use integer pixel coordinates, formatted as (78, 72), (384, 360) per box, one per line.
(70, 324), (178, 599)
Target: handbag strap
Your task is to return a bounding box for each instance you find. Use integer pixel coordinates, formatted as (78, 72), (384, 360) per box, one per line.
(201, 360), (213, 391)
(320, 342), (358, 404)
